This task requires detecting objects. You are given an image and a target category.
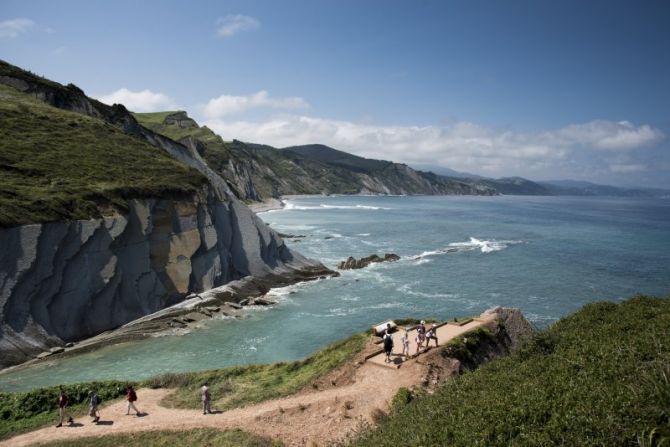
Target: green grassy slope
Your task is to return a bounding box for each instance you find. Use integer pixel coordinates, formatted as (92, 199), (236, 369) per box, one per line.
(0, 332), (367, 441)
(153, 332), (367, 410)
(351, 295), (670, 447)
(30, 428), (281, 447)
(0, 85), (206, 227)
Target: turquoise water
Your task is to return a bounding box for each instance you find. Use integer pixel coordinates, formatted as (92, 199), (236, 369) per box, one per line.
(1, 195), (669, 391)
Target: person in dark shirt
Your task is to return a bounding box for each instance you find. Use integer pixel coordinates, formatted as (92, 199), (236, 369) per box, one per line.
(56, 387), (74, 427)
(383, 329), (394, 363)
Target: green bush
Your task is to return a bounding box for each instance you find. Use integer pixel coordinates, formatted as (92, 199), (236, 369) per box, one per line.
(0, 380), (132, 440)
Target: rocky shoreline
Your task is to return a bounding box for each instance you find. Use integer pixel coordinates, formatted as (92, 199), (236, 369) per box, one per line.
(0, 263), (338, 375)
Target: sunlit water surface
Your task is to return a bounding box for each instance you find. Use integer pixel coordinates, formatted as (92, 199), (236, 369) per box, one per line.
(1, 195), (668, 391)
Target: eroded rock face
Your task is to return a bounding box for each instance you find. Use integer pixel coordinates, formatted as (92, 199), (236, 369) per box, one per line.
(0, 63), (341, 369)
(337, 253), (401, 270)
(0, 186), (328, 368)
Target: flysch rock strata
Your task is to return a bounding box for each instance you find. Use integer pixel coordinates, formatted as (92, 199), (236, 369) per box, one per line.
(0, 187), (335, 370)
(0, 67), (336, 370)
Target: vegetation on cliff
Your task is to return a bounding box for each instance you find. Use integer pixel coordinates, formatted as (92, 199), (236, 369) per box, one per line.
(0, 84), (206, 227)
(351, 295), (670, 446)
(134, 112), (497, 200)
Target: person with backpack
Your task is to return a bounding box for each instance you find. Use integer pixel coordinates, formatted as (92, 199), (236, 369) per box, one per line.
(88, 390), (101, 423)
(201, 382), (212, 414)
(126, 385), (141, 416)
(383, 329), (394, 363)
(56, 387), (74, 427)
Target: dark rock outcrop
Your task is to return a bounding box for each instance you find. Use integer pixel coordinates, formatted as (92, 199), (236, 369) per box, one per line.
(164, 111), (198, 128)
(338, 253), (401, 270)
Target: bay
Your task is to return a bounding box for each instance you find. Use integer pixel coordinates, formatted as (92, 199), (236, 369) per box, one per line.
(1, 195), (668, 392)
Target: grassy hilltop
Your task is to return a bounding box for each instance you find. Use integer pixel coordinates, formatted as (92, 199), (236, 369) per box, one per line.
(0, 83), (206, 228)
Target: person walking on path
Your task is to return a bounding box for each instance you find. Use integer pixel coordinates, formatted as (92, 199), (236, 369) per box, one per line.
(56, 387), (74, 427)
(88, 390), (101, 423)
(383, 329), (394, 363)
(126, 385), (141, 416)
(202, 382), (212, 414)
(426, 324), (439, 348)
(415, 320), (427, 355)
(401, 327), (411, 360)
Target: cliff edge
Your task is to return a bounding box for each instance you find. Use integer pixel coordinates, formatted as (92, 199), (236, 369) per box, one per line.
(0, 60), (334, 368)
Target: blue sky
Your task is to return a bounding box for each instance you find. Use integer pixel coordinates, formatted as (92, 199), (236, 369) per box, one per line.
(2, 0), (669, 187)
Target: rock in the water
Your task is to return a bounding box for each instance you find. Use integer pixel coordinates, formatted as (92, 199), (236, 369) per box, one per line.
(337, 253), (400, 270)
(252, 298), (277, 306)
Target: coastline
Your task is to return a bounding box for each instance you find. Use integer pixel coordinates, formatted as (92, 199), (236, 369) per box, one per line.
(0, 264), (339, 378)
(247, 197), (285, 213)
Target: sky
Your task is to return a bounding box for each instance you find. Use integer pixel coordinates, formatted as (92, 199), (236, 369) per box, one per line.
(2, 0), (670, 188)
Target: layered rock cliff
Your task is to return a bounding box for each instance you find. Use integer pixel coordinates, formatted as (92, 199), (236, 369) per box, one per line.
(0, 60), (333, 368)
(136, 114), (498, 201)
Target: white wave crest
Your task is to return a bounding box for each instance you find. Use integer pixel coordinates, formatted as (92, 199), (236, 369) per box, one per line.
(405, 237), (522, 260)
(448, 237), (522, 253)
(283, 201), (390, 211)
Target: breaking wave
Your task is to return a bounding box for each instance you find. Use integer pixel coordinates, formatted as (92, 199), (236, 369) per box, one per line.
(283, 202), (390, 211)
(406, 237), (523, 260)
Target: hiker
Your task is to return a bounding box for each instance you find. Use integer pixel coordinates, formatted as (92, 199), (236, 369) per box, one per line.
(88, 390), (101, 423)
(401, 327), (411, 359)
(415, 331), (424, 355)
(56, 387), (74, 427)
(126, 385), (141, 416)
(426, 324), (439, 347)
(202, 382), (212, 414)
(415, 320), (426, 354)
(383, 329), (394, 363)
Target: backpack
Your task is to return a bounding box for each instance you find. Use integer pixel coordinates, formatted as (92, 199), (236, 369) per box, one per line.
(129, 390), (137, 402)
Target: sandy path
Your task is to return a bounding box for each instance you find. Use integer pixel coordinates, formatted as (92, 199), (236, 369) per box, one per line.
(4, 318), (495, 447)
(3, 360), (425, 447)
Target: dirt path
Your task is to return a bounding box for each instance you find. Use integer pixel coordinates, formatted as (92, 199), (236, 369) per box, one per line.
(4, 319), (494, 447)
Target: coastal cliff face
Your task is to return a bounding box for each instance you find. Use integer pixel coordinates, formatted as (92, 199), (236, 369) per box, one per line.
(0, 60), (331, 368)
(135, 114), (499, 201)
(0, 187), (313, 368)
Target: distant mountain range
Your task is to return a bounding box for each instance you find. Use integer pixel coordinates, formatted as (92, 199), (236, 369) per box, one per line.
(136, 112), (669, 201)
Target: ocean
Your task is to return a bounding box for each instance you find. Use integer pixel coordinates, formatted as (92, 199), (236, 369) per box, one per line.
(1, 195), (668, 391)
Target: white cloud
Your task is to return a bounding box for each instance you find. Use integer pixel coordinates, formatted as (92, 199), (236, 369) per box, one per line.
(216, 14), (260, 38)
(96, 88), (177, 112)
(0, 18), (35, 39)
(202, 115), (664, 177)
(609, 163), (647, 173)
(556, 120), (664, 150)
(203, 91), (309, 118)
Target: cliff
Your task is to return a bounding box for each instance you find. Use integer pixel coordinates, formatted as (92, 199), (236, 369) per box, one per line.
(0, 60), (333, 368)
(135, 113), (498, 200)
